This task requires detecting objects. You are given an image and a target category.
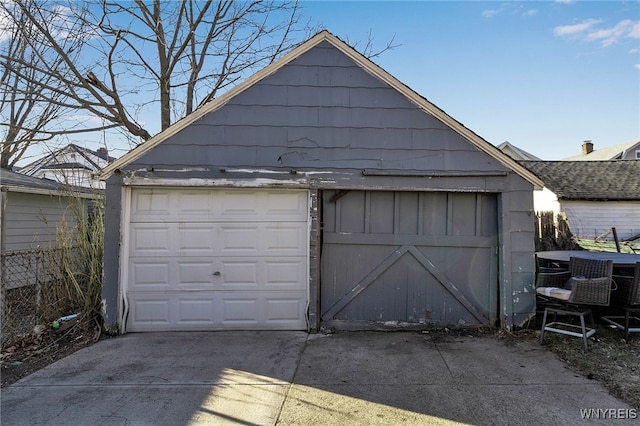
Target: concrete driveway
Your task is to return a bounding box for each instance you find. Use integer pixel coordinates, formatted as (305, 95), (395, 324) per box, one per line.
(1, 331), (633, 425)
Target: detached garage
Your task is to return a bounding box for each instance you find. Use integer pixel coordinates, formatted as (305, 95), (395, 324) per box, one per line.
(101, 30), (543, 334)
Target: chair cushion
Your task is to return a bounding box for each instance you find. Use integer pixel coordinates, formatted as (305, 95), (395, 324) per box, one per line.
(536, 287), (572, 301)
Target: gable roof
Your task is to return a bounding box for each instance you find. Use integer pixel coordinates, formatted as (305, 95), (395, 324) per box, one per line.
(497, 142), (541, 161)
(100, 30), (543, 188)
(562, 139), (640, 161)
(520, 161), (640, 201)
(19, 144), (116, 176)
(0, 168), (98, 197)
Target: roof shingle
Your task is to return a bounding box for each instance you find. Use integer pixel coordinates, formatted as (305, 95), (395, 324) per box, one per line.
(519, 161), (640, 201)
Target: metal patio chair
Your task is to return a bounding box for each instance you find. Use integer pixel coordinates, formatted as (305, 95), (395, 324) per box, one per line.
(602, 262), (640, 341)
(538, 256), (614, 351)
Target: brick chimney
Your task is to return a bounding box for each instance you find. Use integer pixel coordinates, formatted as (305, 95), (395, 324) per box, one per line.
(582, 140), (593, 155)
(97, 147), (109, 160)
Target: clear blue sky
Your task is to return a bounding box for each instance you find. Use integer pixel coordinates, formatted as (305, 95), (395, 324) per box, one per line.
(300, 0), (640, 160)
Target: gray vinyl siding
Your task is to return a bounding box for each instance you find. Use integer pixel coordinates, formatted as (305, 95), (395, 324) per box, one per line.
(1, 192), (77, 252)
(126, 42), (510, 178)
(505, 179), (537, 325)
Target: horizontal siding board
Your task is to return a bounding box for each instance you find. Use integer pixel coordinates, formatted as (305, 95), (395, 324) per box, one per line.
(509, 211), (535, 232)
(136, 144), (508, 171)
(263, 64), (386, 89)
(229, 83), (290, 107)
(4, 227), (59, 238)
(510, 230), (535, 253)
(3, 192), (81, 252)
(563, 201), (640, 240)
(229, 85), (347, 108)
(196, 105), (447, 129)
(288, 42), (360, 67)
(508, 189), (534, 209)
(169, 126), (465, 150)
(323, 233), (496, 247)
(509, 173), (536, 191)
(232, 85), (417, 109)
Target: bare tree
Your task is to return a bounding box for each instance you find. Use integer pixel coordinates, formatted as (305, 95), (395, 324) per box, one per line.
(1, 1), (395, 168)
(1, 0), (309, 162)
(0, 0), (110, 169)
(96, 0), (308, 131)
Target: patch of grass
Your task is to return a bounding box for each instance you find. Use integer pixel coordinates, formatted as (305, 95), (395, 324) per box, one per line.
(537, 325), (640, 409)
(575, 239), (639, 254)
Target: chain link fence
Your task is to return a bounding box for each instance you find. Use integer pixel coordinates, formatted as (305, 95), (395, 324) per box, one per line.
(1, 246), (86, 348)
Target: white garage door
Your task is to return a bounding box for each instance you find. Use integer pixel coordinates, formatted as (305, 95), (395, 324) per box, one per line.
(126, 188), (309, 331)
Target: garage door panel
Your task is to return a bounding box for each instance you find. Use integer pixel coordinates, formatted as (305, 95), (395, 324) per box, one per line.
(219, 223), (307, 256)
(131, 191), (172, 220)
(265, 191), (308, 217)
(221, 298), (259, 324)
(321, 190), (497, 326)
(178, 224), (216, 256)
(218, 225), (259, 253)
(128, 290), (307, 331)
(127, 188), (309, 331)
(130, 299), (171, 328)
(265, 224), (307, 252)
(264, 296), (306, 324)
(219, 258), (306, 291)
(333, 251), (492, 324)
(265, 260), (307, 287)
(177, 261), (215, 287)
(129, 261), (171, 290)
(220, 261), (258, 287)
(130, 257), (307, 292)
(217, 190), (307, 220)
(130, 224), (171, 256)
(220, 292), (307, 328)
(177, 192), (215, 216)
(176, 297), (216, 325)
(131, 189), (308, 222)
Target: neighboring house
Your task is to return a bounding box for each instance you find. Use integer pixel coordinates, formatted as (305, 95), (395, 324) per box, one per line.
(520, 161), (640, 241)
(563, 139), (640, 161)
(495, 142), (558, 217)
(18, 144), (116, 189)
(497, 141), (541, 161)
(0, 169), (101, 289)
(99, 30), (544, 334)
(0, 169), (100, 253)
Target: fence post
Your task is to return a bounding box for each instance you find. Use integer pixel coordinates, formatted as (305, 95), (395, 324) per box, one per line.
(612, 227), (621, 253)
(36, 250), (43, 325)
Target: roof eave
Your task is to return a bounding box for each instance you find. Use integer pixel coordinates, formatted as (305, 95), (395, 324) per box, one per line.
(1, 185), (102, 198)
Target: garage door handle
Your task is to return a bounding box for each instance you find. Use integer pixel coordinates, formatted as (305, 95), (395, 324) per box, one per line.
(213, 271), (221, 276)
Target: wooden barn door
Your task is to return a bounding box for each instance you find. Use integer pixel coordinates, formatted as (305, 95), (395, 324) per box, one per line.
(320, 190), (498, 326)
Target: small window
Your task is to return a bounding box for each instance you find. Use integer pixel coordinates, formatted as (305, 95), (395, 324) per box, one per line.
(636, 150), (640, 159)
